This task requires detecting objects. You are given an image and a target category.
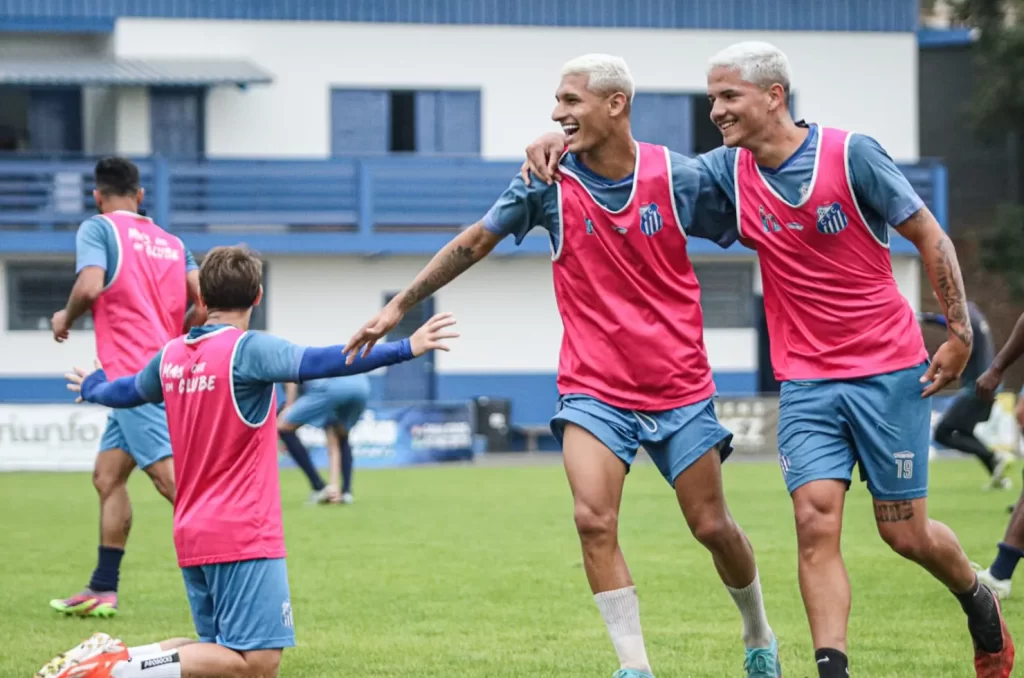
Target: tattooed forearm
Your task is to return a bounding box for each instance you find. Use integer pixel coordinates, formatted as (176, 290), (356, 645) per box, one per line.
(397, 245), (478, 312)
(929, 233), (972, 347)
(874, 500), (915, 523)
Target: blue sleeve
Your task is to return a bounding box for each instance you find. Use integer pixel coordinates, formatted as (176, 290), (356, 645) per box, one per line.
(185, 248), (198, 273)
(233, 332), (305, 385)
(134, 349), (166, 403)
(298, 339), (414, 381)
(80, 371), (150, 408)
(848, 134), (924, 228)
(482, 175), (556, 245)
(672, 151), (739, 249)
(917, 312), (947, 328)
(75, 217), (111, 273)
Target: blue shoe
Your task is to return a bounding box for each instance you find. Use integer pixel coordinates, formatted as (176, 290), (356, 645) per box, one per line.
(612, 670), (654, 678)
(744, 634), (782, 677)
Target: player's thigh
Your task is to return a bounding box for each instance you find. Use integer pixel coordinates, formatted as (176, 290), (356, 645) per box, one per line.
(940, 391), (990, 432)
(552, 396), (637, 514)
(117, 404), (173, 471)
(640, 396), (733, 490)
(777, 380), (857, 494)
(279, 394), (331, 431)
(180, 566), (217, 643)
(206, 558), (296, 651)
(844, 362), (931, 502)
(332, 394), (369, 434)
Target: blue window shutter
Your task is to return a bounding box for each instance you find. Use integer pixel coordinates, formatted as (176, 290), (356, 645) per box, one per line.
(630, 93), (694, 155)
(436, 90), (481, 154)
(28, 88), (83, 153)
(331, 89), (390, 155)
(414, 91), (438, 153)
(150, 88), (205, 158)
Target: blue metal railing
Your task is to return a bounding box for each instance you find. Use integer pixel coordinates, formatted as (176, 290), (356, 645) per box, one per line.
(0, 154), (950, 239)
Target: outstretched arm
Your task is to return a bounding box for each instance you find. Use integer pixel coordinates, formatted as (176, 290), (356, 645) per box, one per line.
(69, 350), (166, 409)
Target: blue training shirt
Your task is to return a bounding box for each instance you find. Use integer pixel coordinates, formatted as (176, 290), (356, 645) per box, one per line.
(136, 325), (304, 425)
(482, 150), (736, 249)
(695, 123), (925, 245)
(76, 215), (198, 284)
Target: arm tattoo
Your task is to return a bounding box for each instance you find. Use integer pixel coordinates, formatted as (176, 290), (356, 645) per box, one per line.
(874, 500), (915, 523)
(398, 245), (477, 312)
(931, 234), (973, 346)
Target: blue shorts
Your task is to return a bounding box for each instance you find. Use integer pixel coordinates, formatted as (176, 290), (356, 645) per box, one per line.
(98, 403), (172, 470)
(282, 378), (370, 432)
(181, 558), (295, 651)
(550, 394), (733, 486)
(777, 361), (931, 501)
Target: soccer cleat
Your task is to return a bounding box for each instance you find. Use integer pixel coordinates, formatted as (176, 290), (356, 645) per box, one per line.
(973, 586), (1015, 678)
(612, 670), (654, 678)
(35, 633), (125, 678)
(989, 454), (1014, 490)
(340, 492), (354, 504)
(306, 487), (333, 505)
(975, 565), (1013, 601)
(50, 590), (118, 617)
(744, 634), (782, 677)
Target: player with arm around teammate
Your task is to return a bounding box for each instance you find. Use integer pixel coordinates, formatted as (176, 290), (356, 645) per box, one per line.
(49, 157), (205, 618)
(345, 54), (780, 678)
(35, 246), (458, 678)
(520, 40), (1013, 678)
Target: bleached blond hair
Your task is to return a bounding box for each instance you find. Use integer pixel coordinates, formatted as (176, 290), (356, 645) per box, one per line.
(707, 41), (792, 95)
(560, 53), (635, 103)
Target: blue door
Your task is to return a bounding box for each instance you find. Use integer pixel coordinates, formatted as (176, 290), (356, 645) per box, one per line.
(631, 92), (694, 155)
(415, 90), (481, 154)
(28, 88), (83, 153)
(331, 89), (390, 155)
(381, 293), (436, 402)
(150, 88), (205, 158)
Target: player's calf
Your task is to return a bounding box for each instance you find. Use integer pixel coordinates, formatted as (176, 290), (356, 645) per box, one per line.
(144, 457), (176, 503)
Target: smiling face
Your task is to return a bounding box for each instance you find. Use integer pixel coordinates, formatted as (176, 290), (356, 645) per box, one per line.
(551, 73), (628, 154)
(706, 65), (787, 149)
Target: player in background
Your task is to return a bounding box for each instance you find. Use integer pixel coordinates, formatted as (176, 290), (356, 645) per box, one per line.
(49, 157), (204, 618)
(277, 376), (370, 504)
(345, 54), (781, 678)
(919, 300), (1012, 488)
(971, 309), (1024, 600)
(36, 246), (458, 678)
(519, 41), (1013, 678)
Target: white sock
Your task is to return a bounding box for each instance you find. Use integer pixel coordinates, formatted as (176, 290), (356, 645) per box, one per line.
(127, 643), (163, 659)
(111, 649), (182, 678)
(594, 586), (652, 672)
(725, 569), (773, 649)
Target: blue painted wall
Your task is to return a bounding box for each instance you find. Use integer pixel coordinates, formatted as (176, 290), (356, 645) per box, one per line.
(0, 0), (918, 33)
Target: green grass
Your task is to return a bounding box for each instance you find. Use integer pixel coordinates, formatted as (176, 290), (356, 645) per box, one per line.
(2, 457), (1021, 677)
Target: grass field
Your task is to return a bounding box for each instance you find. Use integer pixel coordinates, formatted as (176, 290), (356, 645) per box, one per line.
(2, 456), (1022, 677)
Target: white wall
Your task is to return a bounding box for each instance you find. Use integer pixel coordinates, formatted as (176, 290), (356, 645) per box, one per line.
(112, 19), (919, 162)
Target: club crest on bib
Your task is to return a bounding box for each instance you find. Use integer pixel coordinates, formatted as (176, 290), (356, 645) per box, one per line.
(815, 201), (849, 235)
(639, 202), (663, 237)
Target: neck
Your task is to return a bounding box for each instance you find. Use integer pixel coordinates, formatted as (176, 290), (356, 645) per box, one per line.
(578, 133), (636, 181)
(748, 117), (808, 169)
(101, 200), (138, 214)
(205, 310), (250, 331)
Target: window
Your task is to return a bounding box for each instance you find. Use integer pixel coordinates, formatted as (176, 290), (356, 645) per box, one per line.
(692, 262), (754, 328)
(331, 88), (481, 155)
(5, 262), (91, 331)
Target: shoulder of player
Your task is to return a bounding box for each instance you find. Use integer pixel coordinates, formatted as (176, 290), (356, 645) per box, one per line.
(76, 214), (110, 235)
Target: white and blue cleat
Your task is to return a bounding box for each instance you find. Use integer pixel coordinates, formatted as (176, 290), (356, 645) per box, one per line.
(744, 634), (782, 677)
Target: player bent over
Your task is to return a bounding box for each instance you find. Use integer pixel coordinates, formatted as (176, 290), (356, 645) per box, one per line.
(36, 246), (458, 678)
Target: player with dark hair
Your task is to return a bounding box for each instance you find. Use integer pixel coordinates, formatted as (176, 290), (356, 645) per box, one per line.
(49, 156), (205, 618)
(919, 300), (1011, 488)
(36, 245), (458, 678)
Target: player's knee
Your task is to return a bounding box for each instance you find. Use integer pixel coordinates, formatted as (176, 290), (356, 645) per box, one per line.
(686, 510), (735, 551)
(793, 496), (842, 557)
(92, 466), (125, 498)
(932, 422), (956, 446)
(877, 523), (929, 561)
(146, 460), (176, 502)
(241, 649), (282, 677)
(573, 502), (617, 544)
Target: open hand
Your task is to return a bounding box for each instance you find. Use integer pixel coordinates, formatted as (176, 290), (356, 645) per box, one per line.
(920, 339), (970, 397)
(65, 359), (102, 403)
(409, 312), (460, 357)
(344, 303), (405, 365)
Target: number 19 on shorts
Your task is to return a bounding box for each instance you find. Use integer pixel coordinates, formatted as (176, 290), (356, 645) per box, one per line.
(894, 452), (914, 480)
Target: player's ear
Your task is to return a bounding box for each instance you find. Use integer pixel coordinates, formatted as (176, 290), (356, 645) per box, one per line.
(252, 285), (264, 307)
(608, 92), (629, 118)
(767, 83), (786, 112)
(136, 187), (146, 205)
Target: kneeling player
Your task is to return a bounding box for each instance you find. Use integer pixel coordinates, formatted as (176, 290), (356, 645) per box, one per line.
(37, 246), (458, 678)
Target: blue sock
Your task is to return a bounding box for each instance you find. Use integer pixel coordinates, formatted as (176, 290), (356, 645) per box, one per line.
(88, 546), (124, 593)
(341, 437), (353, 494)
(279, 430), (326, 491)
(990, 542), (1024, 581)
